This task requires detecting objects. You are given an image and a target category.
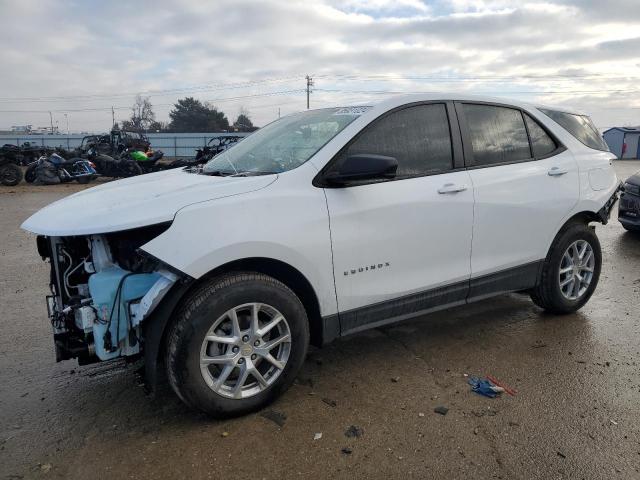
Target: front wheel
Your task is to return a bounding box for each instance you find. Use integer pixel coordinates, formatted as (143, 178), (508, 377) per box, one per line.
(531, 223), (602, 314)
(165, 272), (309, 417)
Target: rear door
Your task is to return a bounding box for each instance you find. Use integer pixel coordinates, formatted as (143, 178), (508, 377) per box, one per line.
(322, 102), (475, 334)
(456, 102), (579, 296)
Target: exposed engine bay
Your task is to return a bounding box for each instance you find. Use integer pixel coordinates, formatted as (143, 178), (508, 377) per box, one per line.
(37, 223), (179, 365)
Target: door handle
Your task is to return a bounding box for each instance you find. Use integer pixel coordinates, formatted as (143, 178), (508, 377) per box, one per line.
(438, 183), (468, 194)
(548, 166), (568, 176)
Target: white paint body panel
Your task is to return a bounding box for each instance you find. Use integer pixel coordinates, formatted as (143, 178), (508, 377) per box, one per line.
(467, 149), (579, 276)
(20, 168), (276, 236)
(326, 171), (474, 312)
(141, 162), (339, 316)
(21, 93), (619, 321)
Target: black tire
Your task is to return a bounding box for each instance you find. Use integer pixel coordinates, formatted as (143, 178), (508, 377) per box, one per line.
(76, 176), (92, 184)
(24, 164), (37, 183)
(165, 272), (309, 417)
(530, 222), (602, 314)
(0, 163), (23, 186)
(621, 223), (640, 233)
(121, 160), (142, 177)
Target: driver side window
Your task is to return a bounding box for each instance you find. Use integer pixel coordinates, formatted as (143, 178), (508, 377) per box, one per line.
(336, 103), (454, 178)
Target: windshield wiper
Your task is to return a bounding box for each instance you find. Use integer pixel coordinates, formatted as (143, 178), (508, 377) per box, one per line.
(201, 170), (233, 177)
(230, 171), (277, 177)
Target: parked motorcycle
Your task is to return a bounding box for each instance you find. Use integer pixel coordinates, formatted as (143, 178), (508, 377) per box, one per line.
(122, 149), (165, 173)
(26, 153), (97, 185)
(87, 147), (142, 178)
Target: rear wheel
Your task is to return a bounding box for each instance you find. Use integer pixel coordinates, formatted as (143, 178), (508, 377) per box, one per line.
(0, 163), (23, 186)
(166, 272), (309, 417)
(531, 223), (601, 313)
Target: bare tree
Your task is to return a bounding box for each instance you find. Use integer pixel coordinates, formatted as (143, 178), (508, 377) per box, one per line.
(126, 95), (155, 132)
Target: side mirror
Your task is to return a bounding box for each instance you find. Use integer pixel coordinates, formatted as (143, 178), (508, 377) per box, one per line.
(324, 154), (398, 186)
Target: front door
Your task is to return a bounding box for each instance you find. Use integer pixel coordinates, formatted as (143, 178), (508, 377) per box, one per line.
(322, 102), (475, 334)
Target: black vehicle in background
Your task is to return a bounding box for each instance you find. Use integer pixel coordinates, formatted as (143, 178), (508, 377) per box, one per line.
(619, 170), (640, 232)
(1, 143), (53, 167)
(78, 129), (151, 157)
(169, 135), (243, 169)
(196, 135), (242, 163)
(86, 147), (142, 178)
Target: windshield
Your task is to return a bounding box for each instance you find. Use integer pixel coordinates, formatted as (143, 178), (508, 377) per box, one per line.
(203, 107), (370, 175)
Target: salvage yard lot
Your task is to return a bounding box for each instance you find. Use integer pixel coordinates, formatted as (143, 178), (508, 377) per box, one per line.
(1, 161), (639, 480)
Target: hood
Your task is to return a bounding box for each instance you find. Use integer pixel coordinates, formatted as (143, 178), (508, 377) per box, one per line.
(21, 168), (277, 236)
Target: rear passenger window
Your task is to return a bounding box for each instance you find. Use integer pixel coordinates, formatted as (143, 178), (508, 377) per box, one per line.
(539, 108), (609, 151)
(524, 114), (557, 157)
(463, 104), (531, 166)
(340, 103), (453, 177)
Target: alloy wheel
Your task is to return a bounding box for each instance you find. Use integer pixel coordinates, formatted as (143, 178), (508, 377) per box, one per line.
(558, 240), (595, 301)
(199, 303), (291, 399)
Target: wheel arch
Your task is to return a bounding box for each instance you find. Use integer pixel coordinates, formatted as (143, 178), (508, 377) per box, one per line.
(197, 257), (324, 348)
(562, 210), (601, 227)
(142, 256), (327, 392)
(546, 210), (599, 257)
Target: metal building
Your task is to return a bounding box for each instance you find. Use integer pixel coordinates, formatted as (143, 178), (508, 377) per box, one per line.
(603, 127), (640, 159)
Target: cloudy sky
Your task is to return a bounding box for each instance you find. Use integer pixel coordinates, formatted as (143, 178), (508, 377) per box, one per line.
(1, 0), (640, 133)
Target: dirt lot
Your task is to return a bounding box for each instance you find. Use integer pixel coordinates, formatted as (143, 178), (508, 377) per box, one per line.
(1, 163), (639, 480)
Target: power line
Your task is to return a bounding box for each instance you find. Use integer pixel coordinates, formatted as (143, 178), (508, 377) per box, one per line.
(0, 89), (307, 113)
(321, 73), (640, 82)
(0, 76), (304, 103)
(314, 87), (640, 95)
(7, 72), (640, 104)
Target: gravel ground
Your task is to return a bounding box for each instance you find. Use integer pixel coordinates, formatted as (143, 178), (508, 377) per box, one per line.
(1, 162), (639, 480)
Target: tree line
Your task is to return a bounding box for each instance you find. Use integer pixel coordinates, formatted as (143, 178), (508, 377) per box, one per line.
(118, 95), (257, 133)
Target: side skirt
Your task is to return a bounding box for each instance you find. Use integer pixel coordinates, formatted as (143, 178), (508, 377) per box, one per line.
(326, 260), (543, 341)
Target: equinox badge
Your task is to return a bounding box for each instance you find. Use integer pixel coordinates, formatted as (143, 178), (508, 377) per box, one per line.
(344, 262), (390, 276)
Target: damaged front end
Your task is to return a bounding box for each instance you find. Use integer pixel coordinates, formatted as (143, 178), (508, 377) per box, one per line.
(37, 223), (185, 367)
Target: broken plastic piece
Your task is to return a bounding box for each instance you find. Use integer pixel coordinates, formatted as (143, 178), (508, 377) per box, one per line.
(468, 377), (499, 398)
(486, 375), (517, 396)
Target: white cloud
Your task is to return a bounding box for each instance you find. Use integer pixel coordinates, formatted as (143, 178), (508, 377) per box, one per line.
(0, 0), (639, 132)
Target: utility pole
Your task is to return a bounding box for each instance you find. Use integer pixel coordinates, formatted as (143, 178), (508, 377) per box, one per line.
(112, 106), (115, 128)
(64, 113), (69, 135)
(278, 107), (281, 119)
(306, 75), (314, 110)
(49, 111), (54, 134)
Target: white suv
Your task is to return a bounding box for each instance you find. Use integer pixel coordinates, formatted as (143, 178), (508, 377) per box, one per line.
(23, 94), (620, 417)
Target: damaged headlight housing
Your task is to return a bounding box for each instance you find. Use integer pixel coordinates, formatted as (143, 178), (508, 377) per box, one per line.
(41, 222), (182, 365)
